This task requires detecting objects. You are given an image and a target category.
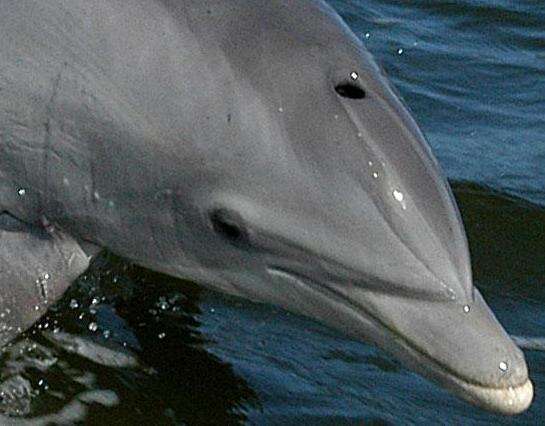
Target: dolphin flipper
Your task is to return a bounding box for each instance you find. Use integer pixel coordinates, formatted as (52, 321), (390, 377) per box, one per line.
(0, 213), (91, 347)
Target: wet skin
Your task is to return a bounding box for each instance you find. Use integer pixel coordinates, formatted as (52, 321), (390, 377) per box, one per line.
(0, 0), (533, 414)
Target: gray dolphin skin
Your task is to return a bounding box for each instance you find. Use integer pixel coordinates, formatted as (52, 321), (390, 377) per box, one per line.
(0, 0), (533, 415)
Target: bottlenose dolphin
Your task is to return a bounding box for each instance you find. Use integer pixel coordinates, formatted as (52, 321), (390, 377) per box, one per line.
(0, 0), (533, 415)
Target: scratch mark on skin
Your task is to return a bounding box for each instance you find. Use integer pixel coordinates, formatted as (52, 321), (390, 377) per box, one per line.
(151, 189), (174, 265)
(37, 279), (48, 301)
(43, 64), (66, 214)
(90, 136), (101, 206)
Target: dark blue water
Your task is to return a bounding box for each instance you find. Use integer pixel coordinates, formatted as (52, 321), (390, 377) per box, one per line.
(1, 1), (544, 424)
(337, 0), (545, 207)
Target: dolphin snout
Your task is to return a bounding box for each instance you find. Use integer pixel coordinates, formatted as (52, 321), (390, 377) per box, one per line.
(266, 253), (532, 414)
(357, 287), (533, 414)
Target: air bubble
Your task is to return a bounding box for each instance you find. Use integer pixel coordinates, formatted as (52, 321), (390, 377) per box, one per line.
(17, 188), (26, 196)
(463, 305), (470, 313)
(88, 322), (98, 332)
(350, 71), (359, 80)
(499, 361), (508, 372)
(397, 48), (404, 55)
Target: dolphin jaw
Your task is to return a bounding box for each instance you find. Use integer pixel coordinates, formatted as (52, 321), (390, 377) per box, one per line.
(384, 321), (534, 415)
(443, 370), (533, 415)
(265, 266), (533, 415)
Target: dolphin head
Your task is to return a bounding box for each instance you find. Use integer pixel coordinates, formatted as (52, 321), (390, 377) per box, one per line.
(115, 1), (532, 414)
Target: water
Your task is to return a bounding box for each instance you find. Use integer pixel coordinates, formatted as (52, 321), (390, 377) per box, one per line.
(1, 1), (544, 424)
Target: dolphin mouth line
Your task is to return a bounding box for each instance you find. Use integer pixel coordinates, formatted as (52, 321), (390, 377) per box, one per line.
(267, 266), (533, 414)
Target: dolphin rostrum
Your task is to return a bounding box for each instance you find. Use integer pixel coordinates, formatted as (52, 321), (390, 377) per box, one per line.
(0, 0), (533, 415)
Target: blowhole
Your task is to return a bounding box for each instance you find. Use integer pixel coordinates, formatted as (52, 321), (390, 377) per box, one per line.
(335, 83), (366, 99)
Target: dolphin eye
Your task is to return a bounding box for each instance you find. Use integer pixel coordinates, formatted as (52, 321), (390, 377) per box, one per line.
(335, 83), (366, 99)
(209, 209), (248, 245)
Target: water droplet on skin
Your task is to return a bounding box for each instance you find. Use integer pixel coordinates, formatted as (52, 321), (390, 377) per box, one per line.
(278, 107), (284, 113)
(158, 332), (166, 340)
(93, 191), (100, 201)
(88, 322), (98, 332)
(463, 305), (470, 313)
(445, 287), (457, 301)
(365, 33), (370, 39)
(499, 361), (508, 372)
(397, 48), (404, 55)
(69, 299), (79, 309)
(17, 188), (26, 196)
(350, 71), (359, 80)
(392, 189), (407, 210)
(372, 172), (379, 179)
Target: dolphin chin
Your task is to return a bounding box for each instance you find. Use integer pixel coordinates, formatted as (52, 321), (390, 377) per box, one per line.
(433, 367), (533, 416)
(267, 267), (533, 415)
(373, 313), (534, 416)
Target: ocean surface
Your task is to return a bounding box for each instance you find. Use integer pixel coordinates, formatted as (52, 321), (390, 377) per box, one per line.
(1, 1), (544, 424)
